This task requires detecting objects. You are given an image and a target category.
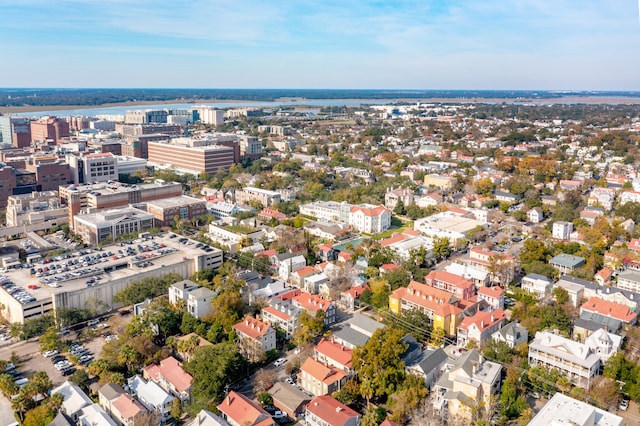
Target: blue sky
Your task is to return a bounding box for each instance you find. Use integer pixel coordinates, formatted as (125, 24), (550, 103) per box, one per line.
(1, 0), (639, 89)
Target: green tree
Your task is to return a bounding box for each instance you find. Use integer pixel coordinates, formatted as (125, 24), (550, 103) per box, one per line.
(293, 310), (325, 346)
(69, 369), (91, 393)
(170, 398), (182, 420)
(184, 343), (248, 414)
(552, 286), (569, 304)
(433, 237), (451, 261)
(113, 273), (182, 305)
(353, 327), (408, 401)
(39, 326), (63, 352)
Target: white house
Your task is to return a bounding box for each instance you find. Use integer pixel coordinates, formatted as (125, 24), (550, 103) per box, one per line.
(552, 221), (573, 240)
(278, 254), (306, 281)
(521, 273), (553, 299)
(527, 207), (544, 223)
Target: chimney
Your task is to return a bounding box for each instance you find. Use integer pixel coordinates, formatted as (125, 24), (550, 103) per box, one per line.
(472, 362), (478, 374)
(245, 319), (249, 326)
(336, 407), (343, 412)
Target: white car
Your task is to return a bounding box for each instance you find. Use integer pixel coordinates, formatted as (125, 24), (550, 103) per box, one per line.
(619, 400), (629, 411)
(273, 358), (287, 367)
(43, 350), (59, 357)
(87, 319), (100, 327)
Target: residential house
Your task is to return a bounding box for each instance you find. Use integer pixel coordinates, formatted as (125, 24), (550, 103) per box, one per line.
(186, 287), (215, 319)
(444, 262), (490, 288)
(143, 356), (193, 406)
(268, 382), (311, 419)
(261, 298), (300, 340)
(305, 272), (329, 296)
(110, 393), (147, 426)
(175, 333), (212, 362)
(616, 269), (640, 293)
(433, 349), (502, 424)
(98, 383), (125, 420)
(277, 253), (307, 281)
(491, 322), (528, 349)
(53, 381), (93, 423)
(527, 207), (544, 223)
(291, 291), (336, 325)
(313, 339), (353, 375)
(299, 357), (348, 396)
(552, 221), (573, 240)
(477, 286), (504, 311)
(217, 391), (275, 426)
(554, 276), (588, 307)
(389, 280), (463, 337)
(305, 395), (361, 426)
(580, 297), (637, 325)
(457, 309), (506, 347)
(528, 331), (601, 388)
(232, 316), (276, 362)
(550, 253), (586, 274)
(528, 393), (622, 426)
(584, 328), (622, 363)
(127, 375), (174, 424)
(332, 312), (385, 349)
(340, 285), (369, 311)
(494, 191), (521, 203)
(78, 404), (118, 426)
(385, 187), (414, 210)
(291, 266), (319, 288)
(467, 247), (515, 285)
(521, 273), (553, 299)
(186, 410), (229, 426)
(594, 267), (612, 286)
(406, 347), (448, 389)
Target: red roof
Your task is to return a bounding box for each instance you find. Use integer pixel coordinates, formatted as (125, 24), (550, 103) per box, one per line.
(380, 264), (401, 273)
(275, 288), (302, 301)
(458, 309), (506, 332)
(314, 339), (353, 368)
(390, 281), (462, 317)
(294, 266), (319, 278)
(425, 270), (474, 290)
(293, 292), (334, 314)
(628, 238), (640, 252)
(144, 356), (193, 394)
(342, 285), (369, 299)
(478, 286), (504, 298)
(305, 395), (360, 426)
(262, 305), (292, 321)
(317, 243), (334, 252)
(379, 234), (408, 247)
(256, 249), (277, 258)
(581, 297), (638, 323)
(233, 317), (274, 340)
(111, 394), (145, 420)
(217, 391), (274, 426)
(349, 204), (390, 217)
(301, 357), (347, 384)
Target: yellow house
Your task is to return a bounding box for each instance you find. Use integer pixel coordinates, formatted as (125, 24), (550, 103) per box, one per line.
(423, 174), (456, 190)
(389, 280), (463, 337)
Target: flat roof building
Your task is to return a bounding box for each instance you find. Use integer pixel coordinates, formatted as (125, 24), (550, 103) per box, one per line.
(148, 140), (237, 176)
(73, 206), (154, 245)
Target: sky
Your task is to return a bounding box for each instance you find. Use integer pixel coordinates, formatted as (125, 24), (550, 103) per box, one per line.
(1, 0), (639, 90)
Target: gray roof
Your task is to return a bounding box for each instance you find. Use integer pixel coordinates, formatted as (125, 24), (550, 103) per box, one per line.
(557, 275), (597, 290)
(524, 273), (552, 283)
(332, 325), (370, 348)
(172, 279), (199, 291)
(268, 382), (311, 411)
(550, 254), (586, 268)
(415, 348), (448, 375)
(495, 322), (528, 341)
(573, 318), (605, 333)
(98, 383), (124, 401)
(579, 311), (622, 333)
(401, 334), (423, 365)
(348, 312), (384, 337)
(618, 269), (640, 283)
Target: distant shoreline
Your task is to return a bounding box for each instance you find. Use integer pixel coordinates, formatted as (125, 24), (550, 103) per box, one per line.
(2, 95), (640, 115)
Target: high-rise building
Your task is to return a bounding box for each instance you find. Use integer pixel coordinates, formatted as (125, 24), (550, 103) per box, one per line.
(66, 152), (118, 184)
(0, 116), (31, 148)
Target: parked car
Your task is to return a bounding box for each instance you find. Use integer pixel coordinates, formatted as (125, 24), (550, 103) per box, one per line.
(619, 400), (629, 411)
(42, 350), (59, 357)
(273, 358), (287, 367)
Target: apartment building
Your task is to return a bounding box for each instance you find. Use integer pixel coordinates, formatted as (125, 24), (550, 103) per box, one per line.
(616, 269), (640, 293)
(232, 316), (276, 362)
(385, 187), (414, 210)
(30, 116), (69, 144)
(239, 135), (263, 159)
(552, 221), (573, 240)
(477, 286), (504, 311)
(528, 331), (601, 388)
(424, 270), (476, 301)
(313, 339), (353, 375)
(66, 152), (118, 184)
(349, 204), (391, 234)
(389, 280), (463, 337)
(291, 291), (336, 325)
(261, 298), (301, 339)
(169, 280), (215, 319)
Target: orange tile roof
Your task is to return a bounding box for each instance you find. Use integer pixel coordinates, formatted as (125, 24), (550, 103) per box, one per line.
(233, 317), (274, 340)
(112, 393), (145, 420)
(595, 267), (612, 280)
(317, 243), (334, 252)
(314, 339), (353, 368)
(294, 266), (318, 278)
(628, 238), (640, 252)
(262, 305), (292, 321)
(425, 270), (474, 290)
(349, 204), (390, 217)
(458, 309), (506, 332)
(217, 391), (274, 426)
(151, 356), (193, 394)
(581, 297), (638, 323)
(343, 285), (368, 299)
(275, 288), (302, 301)
(293, 292), (333, 314)
(380, 263), (401, 272)
(478, 286), (504, 298)
(305, 395), (360, 426)
(390, 281), (462, 317)
(301, 357), (347, 384)
(402, 228), (421, 237)
(256, 249), (278, 258)
(338, 252), (352, 261)
(379, 234), (408, 247)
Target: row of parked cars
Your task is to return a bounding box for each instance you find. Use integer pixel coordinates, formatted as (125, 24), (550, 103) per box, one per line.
(3, 362), (28, 387)
(0, 276), (36, 304)
(44, 342), (94, 376)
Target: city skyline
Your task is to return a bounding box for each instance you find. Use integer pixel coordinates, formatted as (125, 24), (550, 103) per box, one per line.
(1, 0), (640, 90)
